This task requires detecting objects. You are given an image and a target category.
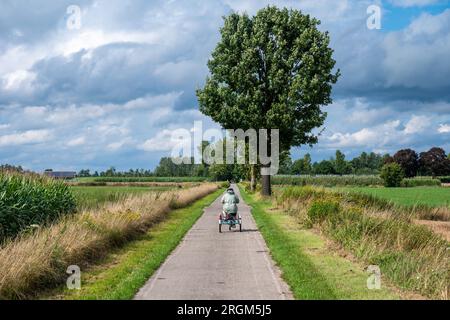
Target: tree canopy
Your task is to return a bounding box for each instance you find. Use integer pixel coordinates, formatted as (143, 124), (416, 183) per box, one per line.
(197, 6), (339, 195)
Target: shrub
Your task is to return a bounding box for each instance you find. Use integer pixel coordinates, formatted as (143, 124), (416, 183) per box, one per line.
(272, 175), (383, 187)
(0, 173), (77, 241)
(380, 163), (404, 187)
(276, 186), (449, 299)
(438, 176), (450, 183)
(308, 200), (340, 224)
(401, 177), (441, 187)
(220, 181), (231, 189)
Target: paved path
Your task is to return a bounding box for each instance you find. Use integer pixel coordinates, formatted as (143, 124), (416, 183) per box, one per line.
(135, 185), (292, 300)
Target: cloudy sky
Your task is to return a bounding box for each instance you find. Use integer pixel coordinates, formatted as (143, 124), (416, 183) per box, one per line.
(0, 0), (449, 171)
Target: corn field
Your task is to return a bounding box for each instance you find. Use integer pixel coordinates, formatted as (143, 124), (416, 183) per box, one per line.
(0, 172), (76, 241)
(0, 182), (219, 299)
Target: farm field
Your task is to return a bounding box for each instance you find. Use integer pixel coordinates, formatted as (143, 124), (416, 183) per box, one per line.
(340, 186), (450, 208)
(71, 186), (177, 209)
(74, 176), (208, 183)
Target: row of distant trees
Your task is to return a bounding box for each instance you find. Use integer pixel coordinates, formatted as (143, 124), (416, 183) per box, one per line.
(77, 167), (153, 178)
(3, 147), (449, 180)
(279, 151), (388, 176)
(0, 164), (25, 173)
(278, 147), (450, 177)
(76, 147), (450, 180)
(386, 147), (450, 177)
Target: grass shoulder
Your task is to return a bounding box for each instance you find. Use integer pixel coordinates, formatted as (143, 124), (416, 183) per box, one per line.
(239, 186), (401, 300)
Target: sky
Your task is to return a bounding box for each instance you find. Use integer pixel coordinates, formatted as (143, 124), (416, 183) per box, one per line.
(0, 0), (449, 172)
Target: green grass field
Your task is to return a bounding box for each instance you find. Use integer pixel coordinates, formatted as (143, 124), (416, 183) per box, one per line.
(341, 187), (450, 208)
(71, 186), (176, 209)
(74, 176), (207, 183)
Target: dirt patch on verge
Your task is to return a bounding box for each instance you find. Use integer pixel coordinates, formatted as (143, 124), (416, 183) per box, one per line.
(415, 220), (450, 242)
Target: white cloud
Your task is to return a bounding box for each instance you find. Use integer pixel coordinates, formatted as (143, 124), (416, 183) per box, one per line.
(403, 115), (431, 134)
(67, 136), (86, 147)
(123, 92), (181, 110)
(2, 70), (36, 92)
(46, 105), (108, 125)
(224, 0), (351, 21)
(139, 129), (180, 152)
(389, 0), (440, 7)
(0, 129), (52, 147)
(406, 10), (450, 37)
(382, 10), (450, 89)
(438, 123), (450, 133)
(55, 29), (161, 57)
(326, 120), (403, 148)
(24, 106), (47, 118)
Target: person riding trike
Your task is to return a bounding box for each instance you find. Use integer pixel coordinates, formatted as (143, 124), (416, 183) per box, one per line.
(219, 187), (242, 232)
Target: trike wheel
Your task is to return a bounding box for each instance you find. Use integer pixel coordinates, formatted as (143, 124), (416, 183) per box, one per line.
(219, 223), (222, 233)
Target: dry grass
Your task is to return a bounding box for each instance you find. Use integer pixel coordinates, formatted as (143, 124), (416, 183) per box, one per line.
(0, 183), (218, 299)
(415, 220), (450, 242)
(276, 186), (449, 300)
(66, 181), (200, 188)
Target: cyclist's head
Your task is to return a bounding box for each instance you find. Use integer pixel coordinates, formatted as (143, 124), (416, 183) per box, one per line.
(227, 187), (234, 194)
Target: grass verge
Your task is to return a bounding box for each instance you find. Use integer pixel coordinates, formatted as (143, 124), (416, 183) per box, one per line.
(276, 186), (449, 299)
(48, 189), (223, 300)
(71, 186), (177, 210)
(239, 186), (400, 300)
(0, 184), (218, 299)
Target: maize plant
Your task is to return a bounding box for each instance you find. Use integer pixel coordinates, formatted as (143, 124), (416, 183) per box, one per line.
(0, 172), (76, 241)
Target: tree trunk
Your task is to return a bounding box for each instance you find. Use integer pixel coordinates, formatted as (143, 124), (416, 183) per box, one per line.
(250, 165), (256, 192)
(261, 164), (271, 196)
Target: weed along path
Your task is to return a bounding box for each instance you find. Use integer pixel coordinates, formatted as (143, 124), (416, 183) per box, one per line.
(135, 184), (292, 300)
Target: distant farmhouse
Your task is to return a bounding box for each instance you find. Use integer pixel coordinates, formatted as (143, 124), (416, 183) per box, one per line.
(43, 169), (77, 180)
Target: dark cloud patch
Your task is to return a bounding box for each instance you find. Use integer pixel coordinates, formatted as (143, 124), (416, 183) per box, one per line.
(331, 9), (450, 103)
(0, 0), (93, 50)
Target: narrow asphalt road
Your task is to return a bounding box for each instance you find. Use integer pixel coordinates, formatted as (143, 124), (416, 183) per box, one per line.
(135, 185), (292, 300)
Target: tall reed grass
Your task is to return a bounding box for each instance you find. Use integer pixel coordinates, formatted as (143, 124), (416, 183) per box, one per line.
(0, 183), (218, 299)
(277, 186), (449, 299)
(272, 175), (441, 187)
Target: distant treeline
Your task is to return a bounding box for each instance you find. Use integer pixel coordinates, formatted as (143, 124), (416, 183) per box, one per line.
(3, 147), (449, 180)
(280, 147), (450, 177)
(74, 147), (450, 181)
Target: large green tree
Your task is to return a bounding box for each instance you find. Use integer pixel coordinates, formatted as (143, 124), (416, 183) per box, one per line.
(334, 150), (351, 175)
(419, 147), (450, 177)
(292, 153), (312, 175)
(393, 149), (419, 178)
(197, 6), (339, 195)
